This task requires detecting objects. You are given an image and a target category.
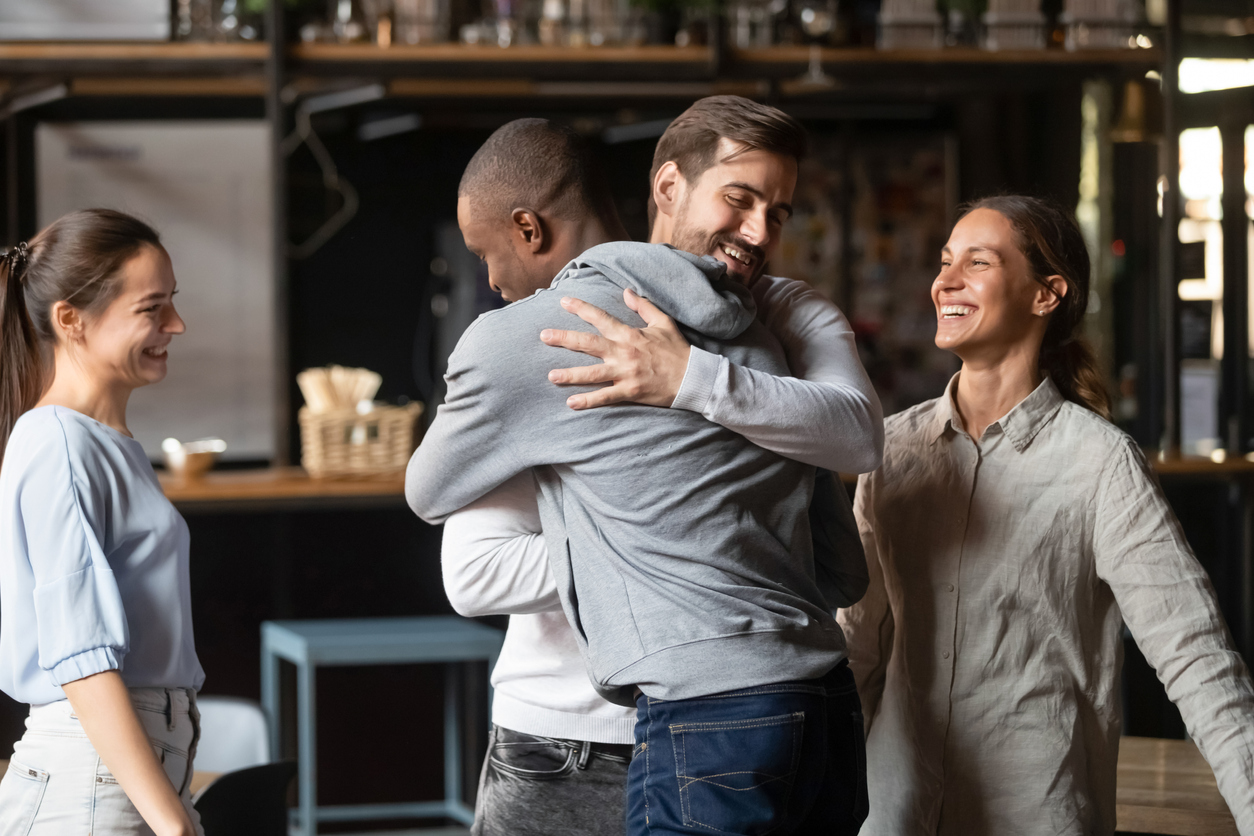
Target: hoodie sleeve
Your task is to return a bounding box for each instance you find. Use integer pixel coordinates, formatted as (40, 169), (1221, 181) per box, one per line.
(407, 296), (604, 525)
(406, 314), (536, 525)
(809, 469), (869, 610)
(670, 276), (884, 475)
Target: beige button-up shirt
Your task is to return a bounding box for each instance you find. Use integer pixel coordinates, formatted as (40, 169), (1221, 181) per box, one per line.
(840, 375), (1254, 836)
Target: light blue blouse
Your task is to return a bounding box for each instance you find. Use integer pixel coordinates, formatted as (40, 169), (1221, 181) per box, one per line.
(0, 406), (204, 705)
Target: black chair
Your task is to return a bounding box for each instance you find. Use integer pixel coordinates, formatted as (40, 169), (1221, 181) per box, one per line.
(193, 760), (297, 836)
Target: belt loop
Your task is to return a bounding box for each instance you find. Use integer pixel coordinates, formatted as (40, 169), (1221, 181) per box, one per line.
(576, 740), (592, 770)
(165, 689), (175, 732)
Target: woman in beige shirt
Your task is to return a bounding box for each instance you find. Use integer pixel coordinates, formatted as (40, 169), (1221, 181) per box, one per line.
(840, 195), (1254, 836)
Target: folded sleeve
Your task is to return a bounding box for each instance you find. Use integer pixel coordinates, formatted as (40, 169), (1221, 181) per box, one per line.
(21, 420), (128, 684)
(1096, 440), (1254, 836)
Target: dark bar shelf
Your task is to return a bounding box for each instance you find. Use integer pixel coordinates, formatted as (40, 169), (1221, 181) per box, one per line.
(0, 41), (1162, 90)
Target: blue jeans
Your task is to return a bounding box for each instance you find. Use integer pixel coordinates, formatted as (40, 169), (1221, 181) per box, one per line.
(626, 661), (867, 836)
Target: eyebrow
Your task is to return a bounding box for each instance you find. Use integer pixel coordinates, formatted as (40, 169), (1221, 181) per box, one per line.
(135, 289), (175, 304)
(941, 245), (1002, 259)
(722, 181), (793, 218)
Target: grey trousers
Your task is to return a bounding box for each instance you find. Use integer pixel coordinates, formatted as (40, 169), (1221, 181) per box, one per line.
(471, 725), (632, 836)
(0, 688), (203, 836)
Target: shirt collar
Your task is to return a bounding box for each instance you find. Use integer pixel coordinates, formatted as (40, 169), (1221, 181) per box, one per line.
(930, 373), (1066, 452)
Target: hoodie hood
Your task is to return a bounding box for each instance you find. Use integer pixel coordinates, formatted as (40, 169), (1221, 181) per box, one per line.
(551, 242), (757, 341)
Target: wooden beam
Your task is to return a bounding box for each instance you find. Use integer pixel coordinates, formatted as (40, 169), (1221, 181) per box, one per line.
(70, 76), (266, 96)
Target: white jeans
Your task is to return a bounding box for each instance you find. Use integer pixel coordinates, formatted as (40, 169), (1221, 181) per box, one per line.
(0, 688), (204, 836)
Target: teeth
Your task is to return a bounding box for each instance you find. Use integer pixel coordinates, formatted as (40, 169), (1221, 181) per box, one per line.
(722, 244), (752, 266)
(144, 346), (167, 357)
(941, 305), (975, 318)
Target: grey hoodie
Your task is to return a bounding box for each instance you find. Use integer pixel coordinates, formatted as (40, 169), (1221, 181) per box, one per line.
(407, 242), (844, 706)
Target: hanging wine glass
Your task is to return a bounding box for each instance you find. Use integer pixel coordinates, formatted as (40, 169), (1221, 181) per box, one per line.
(795, 0), (837, 86)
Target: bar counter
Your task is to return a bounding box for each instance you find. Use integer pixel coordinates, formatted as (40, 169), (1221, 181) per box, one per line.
(160, 451), (1254, 510)
(158, 467), (407, 513)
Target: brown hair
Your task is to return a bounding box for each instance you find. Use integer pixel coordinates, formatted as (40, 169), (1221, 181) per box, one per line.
(964, 195), (1111, 419)
(459, 118), (621, 229)
(648, 96), (807, 228)
(0, 209), (162, 463)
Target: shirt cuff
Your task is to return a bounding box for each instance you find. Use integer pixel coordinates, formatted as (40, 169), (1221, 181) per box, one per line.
(670, 346), (722, 412)
(49, 647), (120, 686)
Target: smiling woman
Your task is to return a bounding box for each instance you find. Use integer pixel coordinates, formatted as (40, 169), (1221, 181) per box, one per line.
(934, 195), (1110, 436)
(0, 209), (205, 836)
(841, 195), (1254, 836)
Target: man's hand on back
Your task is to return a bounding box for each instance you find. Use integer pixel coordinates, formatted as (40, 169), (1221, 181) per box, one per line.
(541, 288), (692, 410)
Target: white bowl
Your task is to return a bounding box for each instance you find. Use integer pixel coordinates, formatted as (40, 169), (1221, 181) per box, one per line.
(162, 437), (227, 481)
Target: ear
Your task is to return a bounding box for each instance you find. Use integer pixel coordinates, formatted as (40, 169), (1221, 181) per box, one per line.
(49, 301), (85, 344)
(652, 161), (684, 221)
(1033, 275), (1068, 317)
(509, 208), (546, 254)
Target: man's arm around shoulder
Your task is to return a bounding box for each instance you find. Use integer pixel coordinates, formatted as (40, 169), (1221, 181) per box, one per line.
(406, 313), (534, 524)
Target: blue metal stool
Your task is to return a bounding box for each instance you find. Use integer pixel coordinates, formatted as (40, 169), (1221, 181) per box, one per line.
(260, 616), (504, 835)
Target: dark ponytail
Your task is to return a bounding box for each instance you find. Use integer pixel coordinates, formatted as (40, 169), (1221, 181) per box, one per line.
(963, 195), (1112, 420)
(0, 209), (162, 465)
(0, 248), (42, 465)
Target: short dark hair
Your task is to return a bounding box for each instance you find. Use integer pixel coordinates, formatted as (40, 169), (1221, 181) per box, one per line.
(648, 96), (808, 227)
(459, 118), (619, 228)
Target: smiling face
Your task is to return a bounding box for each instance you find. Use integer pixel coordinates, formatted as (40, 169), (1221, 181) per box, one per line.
(932, 207), (1061, 365)
(78, 244), (184, 390)
(660, 138), (797, 287)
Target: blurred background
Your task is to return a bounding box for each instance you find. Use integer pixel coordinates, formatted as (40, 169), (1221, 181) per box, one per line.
(1, 0), (1252, 832)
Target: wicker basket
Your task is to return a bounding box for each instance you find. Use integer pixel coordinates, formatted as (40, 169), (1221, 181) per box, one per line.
(298, 402), (424, 479)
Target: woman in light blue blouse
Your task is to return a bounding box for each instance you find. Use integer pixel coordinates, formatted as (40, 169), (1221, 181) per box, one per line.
(0, 209), (204, 836)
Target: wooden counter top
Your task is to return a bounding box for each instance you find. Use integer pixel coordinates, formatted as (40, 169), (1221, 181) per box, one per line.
(159, 467), (406, 512)
(1117, 736), (1237, 835)
(1147, 451), (1254, 476)
(167, 447), (1254, 510)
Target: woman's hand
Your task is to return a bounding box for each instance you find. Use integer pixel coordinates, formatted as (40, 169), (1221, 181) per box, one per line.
(541, 288), (692, 410)
(62, 671), (197, 836)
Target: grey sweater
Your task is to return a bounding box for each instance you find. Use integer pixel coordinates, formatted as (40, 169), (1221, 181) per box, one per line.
(407, 242), (844, 706)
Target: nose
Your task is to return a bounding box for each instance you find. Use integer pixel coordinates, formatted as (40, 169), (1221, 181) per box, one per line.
(935, 261), (964, 291)
(165, 304), (186, 335)
(740, 209), (769, 250)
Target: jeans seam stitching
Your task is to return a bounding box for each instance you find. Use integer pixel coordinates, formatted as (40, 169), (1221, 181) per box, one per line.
(644, 697), (653, 832)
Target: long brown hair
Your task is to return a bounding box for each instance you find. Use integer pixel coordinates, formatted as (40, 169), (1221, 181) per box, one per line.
(0, 209), (162, 463)
(963, 195), (1112, 419)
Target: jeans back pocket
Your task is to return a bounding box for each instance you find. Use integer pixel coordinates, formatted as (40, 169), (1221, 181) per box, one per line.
(669, 711), (804, 836)
(0, 759), (50, 836)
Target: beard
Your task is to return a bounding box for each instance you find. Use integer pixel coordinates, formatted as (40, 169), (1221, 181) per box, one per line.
(669, 207), (767, 286)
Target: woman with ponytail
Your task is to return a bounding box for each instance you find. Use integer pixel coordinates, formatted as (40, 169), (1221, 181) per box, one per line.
(841, 196), (1254, 835)
(0, 209), (203, 836)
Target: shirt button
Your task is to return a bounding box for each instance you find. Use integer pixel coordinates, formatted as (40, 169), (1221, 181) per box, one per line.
(942, 651), (951, 659)
(945, 583), (955, 592)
